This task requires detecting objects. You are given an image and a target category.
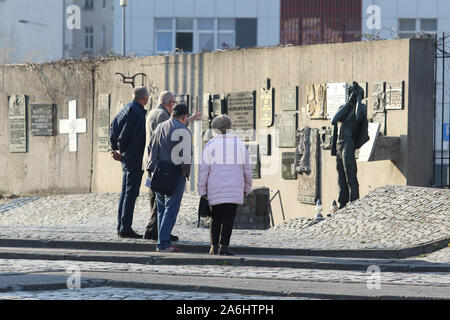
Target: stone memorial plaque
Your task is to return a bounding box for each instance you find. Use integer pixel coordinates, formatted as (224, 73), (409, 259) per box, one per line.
(175, 94), (190, 110)
(31, 104), (55, 136)
(297, 128), (319, 205)
(247, 144), (261, 179)
(202, 94), (211, 126)
(212, 94), (225, 116)
(8, 95), (27, 153)
(326, 83), (347, 120)
(276, 113), (297, 148)
(280, 86), (298, 111)
(307, 83), (327, 119)
(372, 82), (386, 113)
(386, 81), (404, 110)
(358, 123), (380, 162)
(282, 152), (297, 180)
(260, 88), (274, 127)
(259, 133), (271, 156)
(226, 91), (256, 140)
(98, 94), (110, 152)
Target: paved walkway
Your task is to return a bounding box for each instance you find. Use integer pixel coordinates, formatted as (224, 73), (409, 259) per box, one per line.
(0, 186), (448, 262)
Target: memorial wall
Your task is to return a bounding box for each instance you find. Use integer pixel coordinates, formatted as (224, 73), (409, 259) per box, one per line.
(0, 39), (435, 222)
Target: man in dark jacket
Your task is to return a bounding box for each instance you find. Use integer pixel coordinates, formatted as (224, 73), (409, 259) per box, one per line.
(110, 86), (149, 238)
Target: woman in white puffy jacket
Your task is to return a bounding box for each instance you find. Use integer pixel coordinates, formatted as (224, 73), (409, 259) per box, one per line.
(197, 115), (253, 256)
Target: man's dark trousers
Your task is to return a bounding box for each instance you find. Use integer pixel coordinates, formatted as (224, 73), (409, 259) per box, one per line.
(145, 186), (159, 238)
(117, 169), (144, 234)
(336, 140), (359, 208)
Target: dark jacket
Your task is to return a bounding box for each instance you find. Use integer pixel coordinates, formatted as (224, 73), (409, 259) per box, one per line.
(110, 100), (147, 171)
(147, 118), (192, 178)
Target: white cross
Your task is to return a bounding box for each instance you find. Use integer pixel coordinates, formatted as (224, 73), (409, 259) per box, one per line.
(59, 100), (87, 152)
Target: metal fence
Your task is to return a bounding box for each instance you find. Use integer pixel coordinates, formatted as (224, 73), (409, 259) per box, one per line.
(434, 33), (450, 188)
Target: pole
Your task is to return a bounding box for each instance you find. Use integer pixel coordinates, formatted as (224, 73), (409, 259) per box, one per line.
(122, 5), (126, 56)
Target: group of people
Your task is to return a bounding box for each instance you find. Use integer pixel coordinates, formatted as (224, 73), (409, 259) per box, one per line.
(109, 87), (253, 255)
(109, 81), (367, 255)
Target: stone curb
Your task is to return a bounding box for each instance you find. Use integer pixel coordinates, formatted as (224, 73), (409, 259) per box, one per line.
(0, 236), (449, 259)
(0, 275), (446, 301)
(0, 248), (449, 273)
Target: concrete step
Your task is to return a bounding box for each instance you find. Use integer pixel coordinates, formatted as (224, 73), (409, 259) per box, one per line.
(0, 246), (449, 273)
(0, 237), (449, 259)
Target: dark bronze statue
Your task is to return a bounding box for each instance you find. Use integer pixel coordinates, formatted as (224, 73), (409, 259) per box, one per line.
(331, 82), (369, 209)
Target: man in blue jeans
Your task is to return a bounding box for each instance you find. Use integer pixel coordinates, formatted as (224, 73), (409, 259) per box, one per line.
(147, 103), (192, 252)
(110, 87), (149, 239)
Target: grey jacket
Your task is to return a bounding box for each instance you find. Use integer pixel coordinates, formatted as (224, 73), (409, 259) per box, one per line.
(147, 117), (192, 178)
(143, 105), (171, 171)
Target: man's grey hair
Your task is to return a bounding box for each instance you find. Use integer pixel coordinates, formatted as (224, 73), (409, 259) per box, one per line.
(211, 115), (232, 134)
(134, 86), (149, 100)
(158, 90), (175, 106)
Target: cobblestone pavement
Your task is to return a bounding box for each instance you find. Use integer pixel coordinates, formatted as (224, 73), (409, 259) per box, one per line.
(1, 259), (449, 287)
(0, 286), (304, 300)
(0, 186), (448, 262)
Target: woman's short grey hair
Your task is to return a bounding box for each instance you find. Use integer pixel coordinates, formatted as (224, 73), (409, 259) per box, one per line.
(134, 86), (149, 100)
(211, 115), (232, 134)
(158, 91), (175, 106)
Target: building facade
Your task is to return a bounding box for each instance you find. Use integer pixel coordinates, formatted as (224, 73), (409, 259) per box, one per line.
(112, 0), (280, 56)
(67, 0), (114, 58)
(0, 0), (114, 64)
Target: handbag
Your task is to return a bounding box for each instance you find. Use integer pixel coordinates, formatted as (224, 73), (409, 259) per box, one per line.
(150, 160), (181, 196)
(197, 196), (212, 228)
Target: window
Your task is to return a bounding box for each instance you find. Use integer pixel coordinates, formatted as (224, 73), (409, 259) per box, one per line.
(398, 19), (416, 39)
(84, 27), (94, 51)
(156, 18), (173, 53)
(420, 19), (437, 32)
(218, 19), (235, 49)
(398, 18), (437, 38)
(176, 18), (193, 52)
(154, 18), (243, 54)
(198, 18), (215, 52)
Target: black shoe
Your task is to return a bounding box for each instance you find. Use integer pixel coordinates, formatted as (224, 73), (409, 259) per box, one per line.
(170, 234), (179, 242)
(219, 245), (234, 256)
(118, 230), (143, 239)
(143, 231), (158, 240)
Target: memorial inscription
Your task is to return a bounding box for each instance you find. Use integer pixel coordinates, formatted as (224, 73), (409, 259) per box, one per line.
(276, 113), (298, 148)
(31, 104), (55, 136)
(282, 152), (297, 180)
(280, 86), (298, 111)
(98, 94), (110, 152)
(247, 144), (261, 179)
(372, 82), (386, 135)
(226, 91), (256, 140)
(386, 81), (404, 110)
(8, 95), (27, 153)
(260, 87), (274, 127)
(326, 83), (347, 120)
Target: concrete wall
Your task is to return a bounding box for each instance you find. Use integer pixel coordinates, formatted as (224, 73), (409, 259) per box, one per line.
(0, 39), (436, 224)
(0, 61), (93, 195)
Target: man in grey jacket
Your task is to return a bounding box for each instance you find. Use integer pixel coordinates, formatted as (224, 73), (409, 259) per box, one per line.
(147, 103), (193, 252)
(143, 91), (200, 241)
